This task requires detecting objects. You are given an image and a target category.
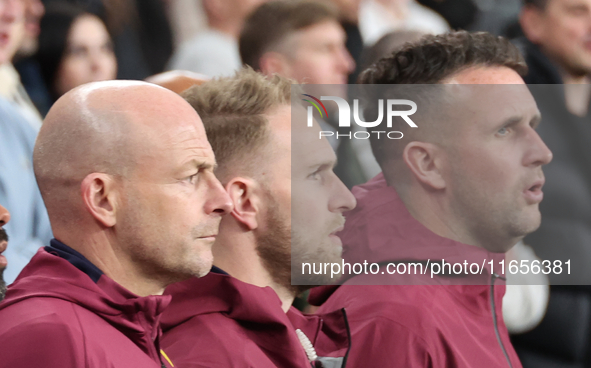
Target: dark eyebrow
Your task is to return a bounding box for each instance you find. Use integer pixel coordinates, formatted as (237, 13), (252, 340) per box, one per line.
(530, 113), (542, 129)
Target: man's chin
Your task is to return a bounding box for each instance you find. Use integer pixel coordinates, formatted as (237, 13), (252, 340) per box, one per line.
(521, 208), (542, 234)
(291, 256), (344, 287)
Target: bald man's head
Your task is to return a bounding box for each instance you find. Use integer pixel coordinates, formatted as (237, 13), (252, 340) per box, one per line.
(35, 81), (190, 224)
(34, 80), (232, 294)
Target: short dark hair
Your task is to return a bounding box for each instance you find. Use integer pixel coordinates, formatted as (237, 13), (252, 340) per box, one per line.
(239, 0), (339, 71)
(359, 31), (528, 168)
(359, 31), (527, 85)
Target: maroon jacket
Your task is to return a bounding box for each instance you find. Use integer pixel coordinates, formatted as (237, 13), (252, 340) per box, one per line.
(161, 269), (350, 368)
(309, 174), (522, 368)
(0, 240), (174, 368)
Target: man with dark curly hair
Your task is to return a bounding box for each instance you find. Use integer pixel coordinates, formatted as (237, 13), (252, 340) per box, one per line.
(309, 31), (553, 368)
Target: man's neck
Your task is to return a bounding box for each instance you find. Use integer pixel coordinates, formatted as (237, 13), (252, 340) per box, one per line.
(208, 20), (240, 39)
(213, 235), (296, 312)
(215, 260), (296, 312)
(402, 192), (471, 245)
(55, 230), (166, 297)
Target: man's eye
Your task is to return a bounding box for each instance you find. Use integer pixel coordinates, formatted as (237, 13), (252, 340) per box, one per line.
(497, 127), (509, 135)
(186, 174), (198, 184)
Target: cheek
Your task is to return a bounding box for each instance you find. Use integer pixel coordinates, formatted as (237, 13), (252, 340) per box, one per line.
(293, 56), (330, 84)
(99, 53), (118, 77)
(106, 55), (117, 76)
(56, 58), (87, 91)
(294, 194), (327, 233)
(452, 147), (510, 187)
(555, 16), (589, 43)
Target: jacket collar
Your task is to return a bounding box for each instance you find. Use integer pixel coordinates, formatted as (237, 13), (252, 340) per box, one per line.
(3, 245), (171, 361)
(162, 271), (350, 364)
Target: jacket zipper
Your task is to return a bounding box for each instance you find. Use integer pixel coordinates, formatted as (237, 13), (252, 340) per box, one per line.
(490, 273), (513, 368)
(306, 308), (351, 368)
(341, 308), (351, 368)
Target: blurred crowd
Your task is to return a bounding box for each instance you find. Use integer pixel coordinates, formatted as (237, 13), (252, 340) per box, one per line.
(1, 0), (591, 367)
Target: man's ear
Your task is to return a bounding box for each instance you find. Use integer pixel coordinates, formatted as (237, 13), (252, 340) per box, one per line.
(403, 141), (446, 190)
(520, 5), (545, 44)
(259, 51), (291, 77)
(80, 173), (119, 227)
(225, 177), (262, 231)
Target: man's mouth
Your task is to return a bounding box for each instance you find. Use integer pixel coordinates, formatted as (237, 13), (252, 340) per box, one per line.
(524, 178), (545, 204)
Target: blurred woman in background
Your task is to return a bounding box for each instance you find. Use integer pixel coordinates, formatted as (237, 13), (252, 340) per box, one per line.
(36, 3), (117, 102)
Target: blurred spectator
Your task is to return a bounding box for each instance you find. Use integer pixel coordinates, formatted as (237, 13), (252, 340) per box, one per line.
(326, 0), (365, 83)
(509, 0), (591, 367)
(519, 0), (591, 86)
(44, 0), (173, 80)
(11, 0), (52, 116)
(0, 0), (52, 285)
(359, 0), (449, 46)
(0, 0), (45, 125)
(240, 0), (354, 89)
(37, 3), (117, 103)
(240, 0), (367, 187)
(167, 0), (266, 77)
(14, 0), (44, 59)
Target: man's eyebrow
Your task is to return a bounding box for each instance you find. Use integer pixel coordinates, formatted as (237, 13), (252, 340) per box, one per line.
(184, 159), (216, 171)
(311, 158), (337, 171)
(498, 116), (522, 128)
(198, 161), (216, 170)
(530, 113), (542, 128)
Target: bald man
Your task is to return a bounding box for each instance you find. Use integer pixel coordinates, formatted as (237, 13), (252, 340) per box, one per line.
(0, 81), (232, 368)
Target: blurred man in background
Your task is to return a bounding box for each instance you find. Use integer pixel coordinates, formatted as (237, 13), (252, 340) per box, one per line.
(0, 0), (45, 122)
(11, 0), (51, 115)
(240, 0), (354, 86)
(168, 0), (266, 77)
(241, 0), (371, 188)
